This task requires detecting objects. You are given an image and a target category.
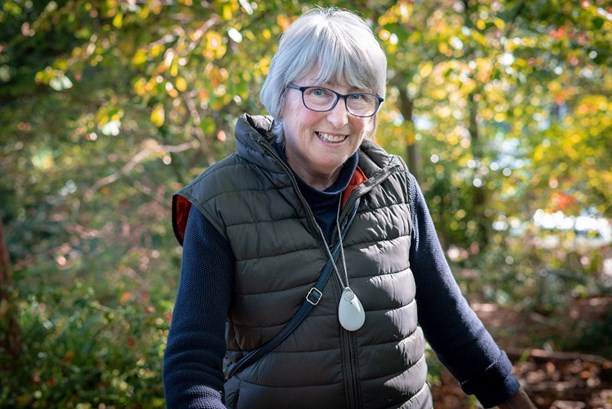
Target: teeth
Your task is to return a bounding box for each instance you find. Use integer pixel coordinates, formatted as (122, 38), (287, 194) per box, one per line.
(318, 132), (347, 143)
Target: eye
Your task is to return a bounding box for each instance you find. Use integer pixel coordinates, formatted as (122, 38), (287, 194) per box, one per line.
(310, 88), (329, 97)
(348, 93), (365, 101)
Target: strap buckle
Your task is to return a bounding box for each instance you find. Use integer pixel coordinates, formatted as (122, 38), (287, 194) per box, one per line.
(305, 287), (323, 306)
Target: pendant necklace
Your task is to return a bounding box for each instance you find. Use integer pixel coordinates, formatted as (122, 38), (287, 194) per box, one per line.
(320, 199), (366, 332)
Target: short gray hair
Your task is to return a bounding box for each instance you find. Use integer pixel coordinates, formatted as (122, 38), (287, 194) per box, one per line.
(259, 7), (387, 139)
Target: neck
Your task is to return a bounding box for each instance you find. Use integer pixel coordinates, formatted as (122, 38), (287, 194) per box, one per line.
(284, 153), (342, 191)
(296, 168), (341, 191)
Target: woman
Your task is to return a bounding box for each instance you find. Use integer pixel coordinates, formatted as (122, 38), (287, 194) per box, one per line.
(163, 7), (536, 409)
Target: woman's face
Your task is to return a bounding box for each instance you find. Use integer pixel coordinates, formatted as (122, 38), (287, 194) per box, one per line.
(280, 74), (377, 191)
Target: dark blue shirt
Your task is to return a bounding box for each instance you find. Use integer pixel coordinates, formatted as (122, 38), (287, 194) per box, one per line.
(273, 141), (358, 241)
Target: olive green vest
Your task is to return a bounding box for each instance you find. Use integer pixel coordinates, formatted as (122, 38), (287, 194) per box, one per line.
(173, 115), (433, 409)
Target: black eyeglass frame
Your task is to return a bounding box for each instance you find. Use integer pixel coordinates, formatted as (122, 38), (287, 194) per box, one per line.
(286, 83), (384, 118)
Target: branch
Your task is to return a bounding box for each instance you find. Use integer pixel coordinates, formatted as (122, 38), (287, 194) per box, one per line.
(84, 140), (194, 202)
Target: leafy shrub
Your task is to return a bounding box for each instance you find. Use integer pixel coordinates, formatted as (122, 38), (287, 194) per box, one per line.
(0, 281), (169, 408)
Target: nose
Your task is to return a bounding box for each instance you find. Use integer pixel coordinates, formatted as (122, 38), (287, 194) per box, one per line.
(326, 98), (349, 128)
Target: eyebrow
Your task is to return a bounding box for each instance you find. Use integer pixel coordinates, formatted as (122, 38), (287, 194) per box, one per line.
(305, 81), (368, 93)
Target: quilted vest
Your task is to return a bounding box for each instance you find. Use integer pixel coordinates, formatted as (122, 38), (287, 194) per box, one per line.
(172, 114), (433, 409)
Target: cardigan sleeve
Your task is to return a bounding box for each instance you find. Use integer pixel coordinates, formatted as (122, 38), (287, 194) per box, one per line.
(163, 206), (232, 409)
(407, 174), (520, 408)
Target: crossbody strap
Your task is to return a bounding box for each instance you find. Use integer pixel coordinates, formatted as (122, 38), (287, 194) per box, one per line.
(225, 203), (359, 380)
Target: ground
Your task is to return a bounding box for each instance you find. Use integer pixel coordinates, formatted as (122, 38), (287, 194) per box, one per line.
(430, 296), (612, 409)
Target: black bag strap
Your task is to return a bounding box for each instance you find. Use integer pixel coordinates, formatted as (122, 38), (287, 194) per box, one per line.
(225, 203), (359, 380)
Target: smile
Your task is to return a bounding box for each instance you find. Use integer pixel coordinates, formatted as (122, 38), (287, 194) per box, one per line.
(316, 132), (348, 143)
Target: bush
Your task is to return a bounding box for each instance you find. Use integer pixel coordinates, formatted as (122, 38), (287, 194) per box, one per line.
(0, 281), (169, 408)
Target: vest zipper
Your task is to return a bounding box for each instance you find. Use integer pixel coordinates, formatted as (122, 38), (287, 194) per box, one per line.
(336, 278), (362, 409)
(258, 139), (402, 408)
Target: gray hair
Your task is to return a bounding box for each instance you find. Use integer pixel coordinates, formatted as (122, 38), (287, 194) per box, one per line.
(259, 7), (387, 140)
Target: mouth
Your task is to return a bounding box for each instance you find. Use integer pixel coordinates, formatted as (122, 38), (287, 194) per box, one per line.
(316, 131), (348, 143)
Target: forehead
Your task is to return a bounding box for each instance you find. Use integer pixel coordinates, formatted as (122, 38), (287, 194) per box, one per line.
(296, 69), (366, 92)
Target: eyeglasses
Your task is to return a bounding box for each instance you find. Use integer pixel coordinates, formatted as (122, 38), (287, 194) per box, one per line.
(286, 84), (384, 118)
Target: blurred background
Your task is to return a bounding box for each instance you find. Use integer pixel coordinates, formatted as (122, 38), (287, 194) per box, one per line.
(0, 1), (610, 408)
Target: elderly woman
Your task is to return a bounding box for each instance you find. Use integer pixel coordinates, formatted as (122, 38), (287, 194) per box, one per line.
(163, 7), (535, 409)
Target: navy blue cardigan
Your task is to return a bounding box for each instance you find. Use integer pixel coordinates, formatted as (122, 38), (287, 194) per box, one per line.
(163, 154), (519, 408)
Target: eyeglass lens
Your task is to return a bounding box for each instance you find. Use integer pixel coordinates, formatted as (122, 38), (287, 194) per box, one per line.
(302, 88), (379, 117)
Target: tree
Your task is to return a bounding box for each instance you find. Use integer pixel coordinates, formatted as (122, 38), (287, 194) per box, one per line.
(0, 218), (21, 359)
(0, 1), (609, 406)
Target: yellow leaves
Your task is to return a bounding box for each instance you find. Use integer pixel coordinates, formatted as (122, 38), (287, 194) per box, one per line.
(258, 56), (271, 76)
(480, 107), (494, 122)
(132, 49), (147, 66)
(378, 29), (398, 53)
(150, 43), (165, 58)
(379, 0), (412, 26)
(175, 76), (187, 92)
(222, 4), (234, 21)
(35, 66), (73, 90)
(446, 129), (461, 147)
(493, 111), (507, 123)
(277, 15), (292, 31)
(96, 105), (123, 136)
(398, 0), (412, 23)
(405, 121), (416, 145)
(473, 57), (494, 83)
(202, 31), (226, 60)
(438, 42), (453, 57)
(378, 29), (391, 41)
(112, 12), (123, 28)
(475, 17), (505, 32)
(149, 0), (164, 15)
(151, 104), (165, 127)
(471, 30), (488, 48)
(418, 61), (434, 78)
(378, 11), (398, 26)
(492, 18), (505, 31)
(138, 4), (150, 19)
(134, 77), (157, 97)
(165, 82), (178, 98)
(164, 49), (179, 77)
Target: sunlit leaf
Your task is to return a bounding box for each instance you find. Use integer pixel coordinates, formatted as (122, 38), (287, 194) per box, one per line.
(112, 12), (123, 28)
(150, 104), (165, 127)
(175, 76), (187, 92)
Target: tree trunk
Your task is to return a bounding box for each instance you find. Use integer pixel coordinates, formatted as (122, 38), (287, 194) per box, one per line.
(398, 86), (422, 182)
(0, 219), (22, 358)
(467, 91), (490, 251)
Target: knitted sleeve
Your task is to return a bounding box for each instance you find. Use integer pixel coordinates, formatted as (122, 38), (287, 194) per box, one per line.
(163, 206), (233, 409)
(407, 174), (520, 408)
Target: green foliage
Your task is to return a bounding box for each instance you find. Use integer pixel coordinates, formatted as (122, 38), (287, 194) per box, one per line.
(564, 308), (612, 358)
(460, 236), (605, 311)
(0, 0), (610, 406)
(0, 280), (169, 408)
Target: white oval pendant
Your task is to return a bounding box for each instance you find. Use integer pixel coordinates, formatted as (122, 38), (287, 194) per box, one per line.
(338, 287), (365, 331)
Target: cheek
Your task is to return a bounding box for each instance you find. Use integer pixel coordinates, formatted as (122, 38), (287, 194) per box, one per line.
(290, 110), (320, 136)
(281, 98), (313, 125)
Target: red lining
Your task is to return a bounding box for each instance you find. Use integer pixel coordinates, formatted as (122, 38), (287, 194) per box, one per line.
(342, 166), (368, 209)
(174, 195), (192, 244)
